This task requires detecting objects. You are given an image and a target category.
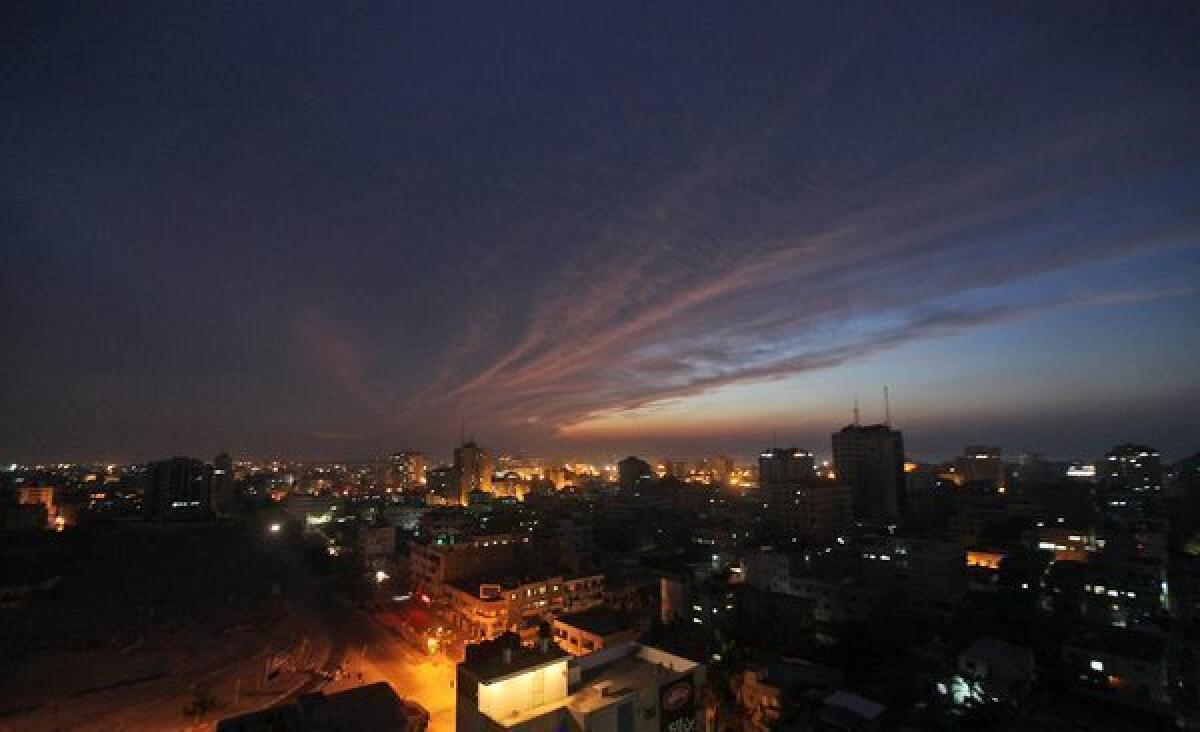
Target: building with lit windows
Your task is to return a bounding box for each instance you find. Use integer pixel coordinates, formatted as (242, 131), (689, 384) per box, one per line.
(831, 425), (905, 524)
(1101, 444), (1162, 492)
(552, 607), (639, 656)
(15, 484), (57, 529)
(410, 532), (527, 598)
(456, 634), (704, 732)
(767, 481), (850, 545)
(757, 448), (816, 485)
(1100, 444), (1162, 514)
(456, 441), (495, 503)
(391, 451), (427, 491)
(445, 573), (605, 643)
(1063, 627), (1170, 709)
(955, 446), (1007, 493)
(211, 452), (236, 515)
(143, 457), (213, 520)
(1082, 556), (1170, 630)
(618, 457), (655, 493)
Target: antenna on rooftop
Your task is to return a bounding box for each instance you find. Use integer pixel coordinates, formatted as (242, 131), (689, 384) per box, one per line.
(853, 394), (861, 427)
(883, 386), (892, 427)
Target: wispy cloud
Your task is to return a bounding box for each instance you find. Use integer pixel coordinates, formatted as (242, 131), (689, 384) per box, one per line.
(389, 101), (1197, 440)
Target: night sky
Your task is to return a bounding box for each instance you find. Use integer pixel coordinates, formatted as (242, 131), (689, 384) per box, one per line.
(3, 2), (1199, 464)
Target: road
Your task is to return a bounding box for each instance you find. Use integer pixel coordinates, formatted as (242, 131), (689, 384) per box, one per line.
(273, 546), (457, 732)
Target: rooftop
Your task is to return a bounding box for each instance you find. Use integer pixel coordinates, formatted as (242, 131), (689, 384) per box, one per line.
(496, 643), (699, 728)
(215, 682), (427, 732)
(555, 606), (632, 637)
(1065, 626), (1169, 661)
(462, 633), (568, 683)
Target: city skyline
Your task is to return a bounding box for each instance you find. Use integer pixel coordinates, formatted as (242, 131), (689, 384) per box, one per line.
(4, 3), (1199, 463)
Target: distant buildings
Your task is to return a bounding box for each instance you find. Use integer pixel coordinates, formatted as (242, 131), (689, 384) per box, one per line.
(769, 481), (851, 546)
(618, 456), (655, 493)
(455, 634), (704, 732)
(428, 466), (459, 504)
(1100, 444), (1162, 512)
(955, 445), (1007, 493)
(391, 451), (427, 492)
(757, 447), (815, 485)
(831, 424), (905, 524)
(143, 457), (213, 520)
(455, 441), (494, 503)
(212, 452), (235, 515)
(757, 447), (849, 544)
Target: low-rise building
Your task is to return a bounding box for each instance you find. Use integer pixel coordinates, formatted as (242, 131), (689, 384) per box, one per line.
(553, 607), (639, 656)
(410, 533), (528, 598)
(456, 634), (705, 732)
(446, 573), (605, 642)
(956, 638), (1035, 702)
(1063, 626), (1170, 709)
(816, 691), (885, 731)
(358, 525), (397, 571)
(216, 682), (428, 732)
(733, 661), (844, 731)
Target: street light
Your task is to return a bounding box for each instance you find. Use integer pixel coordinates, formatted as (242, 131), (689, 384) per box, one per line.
(269, 522), (282, 533)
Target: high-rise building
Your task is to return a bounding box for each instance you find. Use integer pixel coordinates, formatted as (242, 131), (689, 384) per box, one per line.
(956, 446), (1007, 493)
(427, 466), (459, 504)
(711, 454), (735, 486)
(1099, 444), (1162, 514)
(143, 457), (213, 520)
(757, 447), (816, 486)
(768, 480), (851, 545)
(759, 447), (846, 544)
(617, 456), (655, 493)
(1101, 444), (1162, 493)
(211, 452), (236, 515)
(391, 451), (427, 491)
(454, 441), (494, 503)
(831, 425), (905, 524)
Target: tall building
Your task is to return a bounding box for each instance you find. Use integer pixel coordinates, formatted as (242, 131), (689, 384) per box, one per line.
(143, 457), (213, 520)
(391, 451), (427, 491)
(768, 481), (851, 545)
(455, 441), (494, 504)
(831, 425), (905, 524)
(757, 447), (815, 486)
(759, 446), (846, 544)
(428, 466), (459, 504)
(711, 454), (735, 486)
(617, 456), (655, 493)
(211, 452), (235, 515)
(1101, 444), (1162, 493)
(956, 446), (1007, 493)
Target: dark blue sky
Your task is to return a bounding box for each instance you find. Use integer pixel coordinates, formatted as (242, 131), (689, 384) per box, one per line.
(3, 2), (1198, 463)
